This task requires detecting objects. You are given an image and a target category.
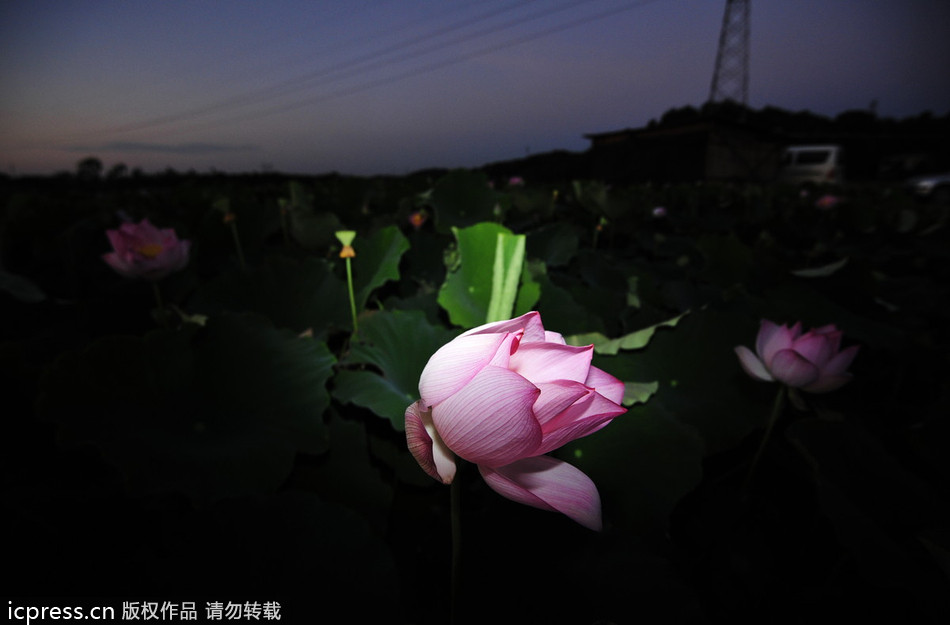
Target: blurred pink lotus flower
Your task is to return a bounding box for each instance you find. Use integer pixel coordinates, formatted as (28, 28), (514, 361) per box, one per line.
(102, 218), (190, 281)
(815, 194), (841, 210)
(507, 176), (525, 187)
(735, 320), (859, 393)
(405, 311), (626, 530)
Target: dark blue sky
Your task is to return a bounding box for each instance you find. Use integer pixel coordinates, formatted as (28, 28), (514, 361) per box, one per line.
(2, 0), (948, 176)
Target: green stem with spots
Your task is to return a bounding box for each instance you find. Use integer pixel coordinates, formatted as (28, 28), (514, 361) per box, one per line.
(345, 257), (358, 334)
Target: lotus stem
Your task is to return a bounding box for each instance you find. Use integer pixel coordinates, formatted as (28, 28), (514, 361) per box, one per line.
(151, 280), (167, 328)
(279, 201), (291, 246)
(450, 466), (462, 625)
(336, 231), (359, 334)
(227, 218), (246, 270)
(345, 257), (358, 334)
(743, 384), (786, 494)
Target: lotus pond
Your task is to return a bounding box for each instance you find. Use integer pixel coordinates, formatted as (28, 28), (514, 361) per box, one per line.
(2, 170), (948, 623)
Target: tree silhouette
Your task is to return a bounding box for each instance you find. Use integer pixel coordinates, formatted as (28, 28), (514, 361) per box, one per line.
(106, 163), (129, 180)
(76, 156), (103, 181)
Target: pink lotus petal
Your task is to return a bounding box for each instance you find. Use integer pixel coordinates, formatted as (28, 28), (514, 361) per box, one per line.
(789, 331), (836, 369)
(159, 228), (180, 246)
(101, 252), (135, 278)
(802, 345), (859, 392)
(431, 366), (542, 468)
(106, 228), (131, 252)
(486, 332), (520, 368)
(535, 391), (626, 455)
(405, 400), (456, 484)
(121, 219), (158, 243)
(544, 330), (566, 344)
(166, 239), (192, 272)
(462, 311), (546, 343)
(735, 345), (774, 382)
(479, 456), (603, 531)
(584, 365), (625, 406)
(769, 349), (820, 388)
(509, 342), (594, 385)
(532, 381), (591, 427)
(822, 344), (860, 376)
(117, 221), (140, 237)
(754, 319), (782, 357)
(419, 333), (511, 407)
(823, 329), (843, 353)
(758, 321), (799, 368)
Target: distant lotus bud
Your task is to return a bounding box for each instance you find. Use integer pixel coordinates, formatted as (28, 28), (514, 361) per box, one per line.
(405, 311), (626, 530)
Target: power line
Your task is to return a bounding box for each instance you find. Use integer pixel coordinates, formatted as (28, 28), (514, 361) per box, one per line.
(86, 0), (660, 140)
(90, 0), (538, 135)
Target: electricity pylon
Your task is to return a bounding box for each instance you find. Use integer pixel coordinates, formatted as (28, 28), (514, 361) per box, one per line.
(708, 0), (750, 105)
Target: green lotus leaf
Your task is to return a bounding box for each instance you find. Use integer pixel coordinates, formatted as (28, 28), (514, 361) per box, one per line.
(564, 312), (686, 355)
(428, 169), (497, 233)
(695, 231), (754, 287)
(558, 398), (704, 534)
(187, 255), (349, 338)
(36, 313), (336, 504)
(289, 414), (395, 532)
(351, 225), (410, 312)
(596, 304), (770, 455)
(332, 309), (460, 429)
(437, 222), (529, 328)
(526, 221), (579, 267)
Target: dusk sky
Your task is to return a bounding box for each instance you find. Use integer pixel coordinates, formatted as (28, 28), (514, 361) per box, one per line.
(2, 0), (949, 177)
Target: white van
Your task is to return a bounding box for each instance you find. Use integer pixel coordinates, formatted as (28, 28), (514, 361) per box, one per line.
(779, 145), (844, 185)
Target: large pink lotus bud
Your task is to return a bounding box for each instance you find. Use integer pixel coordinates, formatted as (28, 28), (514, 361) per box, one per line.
(405, 312), (626, 530)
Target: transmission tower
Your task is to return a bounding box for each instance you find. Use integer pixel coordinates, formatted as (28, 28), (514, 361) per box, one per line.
(708, 0), (750, 105)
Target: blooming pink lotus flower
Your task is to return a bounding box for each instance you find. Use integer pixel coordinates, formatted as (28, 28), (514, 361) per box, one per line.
(735, 320), (859, 392)
(102, 219), (190, 281)
(405, 311), (626, 530)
